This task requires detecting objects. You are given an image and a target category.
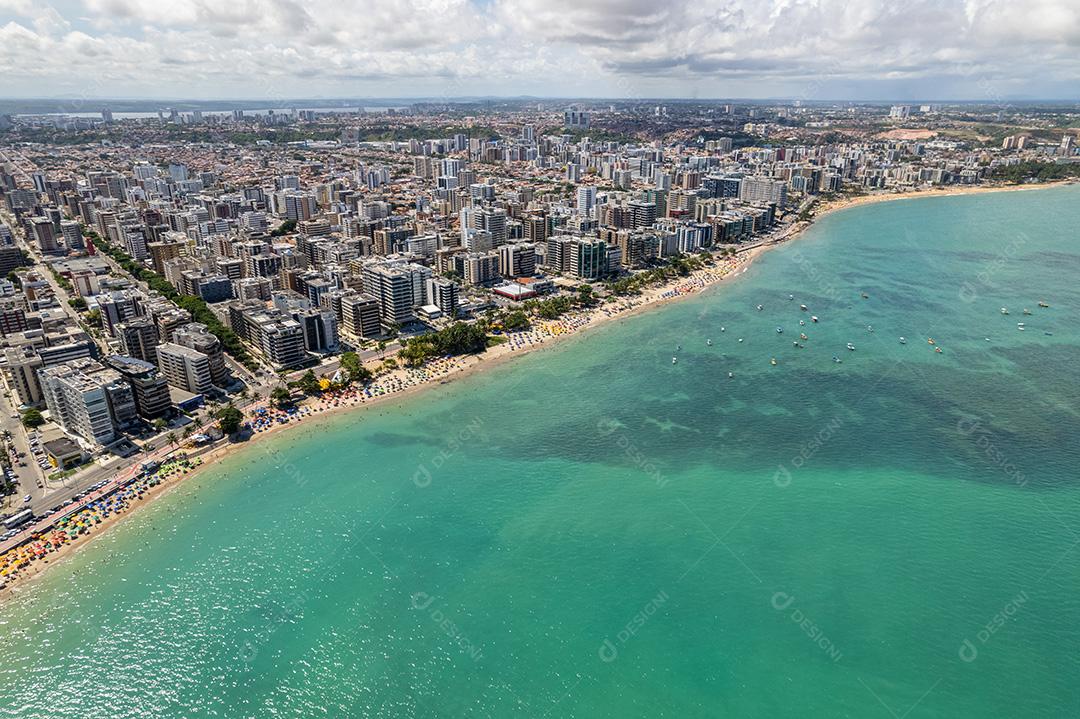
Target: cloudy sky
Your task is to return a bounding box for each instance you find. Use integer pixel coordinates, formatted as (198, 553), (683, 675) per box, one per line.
(1, 0), (1078, 101)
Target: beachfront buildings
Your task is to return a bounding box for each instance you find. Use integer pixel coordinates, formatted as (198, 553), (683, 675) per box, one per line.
(106, 355), (172, 419)
(2, 98), (1068, 416)
(39, 358), (136, 447)
(156, 342), (214, 395)
(361, 262), (431, 329)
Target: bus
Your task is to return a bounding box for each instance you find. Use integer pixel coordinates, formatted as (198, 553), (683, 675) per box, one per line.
(2, 509), (34, 530)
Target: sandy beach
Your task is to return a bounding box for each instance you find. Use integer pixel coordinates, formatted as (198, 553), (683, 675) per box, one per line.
(1, 179), (1071, 599)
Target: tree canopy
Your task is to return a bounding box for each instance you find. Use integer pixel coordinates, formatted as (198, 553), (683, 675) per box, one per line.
(21, 408), (45, 428)
(215, 404), (244, 435)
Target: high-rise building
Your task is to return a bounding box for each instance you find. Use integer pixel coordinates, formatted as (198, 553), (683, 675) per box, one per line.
(156, 342), (214, 394)
(564, 109), (590, 128)
(569, 239), (608, 280)
(498, 243), (536, 278)
(106, 355), (172, 419)
(628, 200), (658, 229)
(425, 278), (459, 318)
(28, 217), (59, 253)
(576, 186), (597, 217)
(59, 220), (84, 250)
(362, 262), (431, 328)
(340, 293), (382, 340)
(172, 323), (229, 388)
(39, 358), (135, 445)
(739, 177), (788, 207)
(115, 317), (159, 364)
(478, 207), (508, 247)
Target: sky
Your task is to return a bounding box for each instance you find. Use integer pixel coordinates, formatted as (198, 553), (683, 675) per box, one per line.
(0, 0), (1078, 102)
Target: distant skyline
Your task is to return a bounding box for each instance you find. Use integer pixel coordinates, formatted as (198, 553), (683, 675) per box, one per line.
(1, 0), (1078, 102)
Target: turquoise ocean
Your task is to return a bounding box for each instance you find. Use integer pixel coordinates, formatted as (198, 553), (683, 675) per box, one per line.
(1, 186), (1079, 717)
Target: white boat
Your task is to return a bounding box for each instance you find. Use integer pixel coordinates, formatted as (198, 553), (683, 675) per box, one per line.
(799, 319), (805, 326)
(672, 356), (678, 364)
(757, 304), (764, 311)
(1001, 307), (1009, 315)
(728, 372), (734, 378)
(720, 327), (726, 332)
(832, 356), (842, 363)
(867, 325), (874, 332)
(899, 337), (907, 344)
(789, 294), (794, 300)
(847, 343), (856, 351)
(800, 304), (808, 311)
(776, 327), (783, 334)
(738, 338), (744, 343)
(1017, 323), (1025, 331)
(811, 316), (819, 323)
(707, 339), (713, 346)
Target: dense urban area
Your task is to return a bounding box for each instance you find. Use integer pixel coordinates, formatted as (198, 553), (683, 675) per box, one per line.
(0, 98), (1077, 574)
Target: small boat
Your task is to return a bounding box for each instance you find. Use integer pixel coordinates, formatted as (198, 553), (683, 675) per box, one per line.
(672, 356), (678, 364)
(847, 343), (856, 351)
(1023, 308), (1032, 315)
(811, 316), (819, 323)
(1001, 307), (1009, 315)
(861, 292), (869, 299)
(799, 319), (806, 326)
(799, 333), (808, 340)
(800, 304), (808, 311)
(935, 346), (943, 353)
(706, 339), (713, 346)
(720, 327), (726, 332)
(867, 325), (874, 332)
(928, 338), (935, 345)
(776, 327), (783, 334)
(1044, 332), (1053, 336)
(1017, 323), (1025, 331)
(793, 341), (800, 347)
(757, 304), (764, 311)
(899, 337), (907, 344)
(789, 294), (794, 300)
(676, 344), (682, 351)
(770, 357), (778, 366)
(832, 356), (842, 363)
(1039, 301), (1049, 308)
(738, 338), (744, 343)
(728, 372), (734, 379)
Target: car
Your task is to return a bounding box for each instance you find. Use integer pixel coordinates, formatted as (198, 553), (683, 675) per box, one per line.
(22, 495), (31, 503)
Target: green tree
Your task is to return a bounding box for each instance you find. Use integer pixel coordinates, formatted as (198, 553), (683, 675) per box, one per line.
(166, 432), (178, 447)
(502, 310), (531, 332)
(215, 404), (244, 436)
(270, 386), (292, 408)
(20, 408), (45, 428)
(340, 351), (373, 384)
(297, 369), (321, 395)
(270, 219), (297, 237)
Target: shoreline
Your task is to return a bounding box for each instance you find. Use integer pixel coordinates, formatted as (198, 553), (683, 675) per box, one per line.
(1, 179), (1072, 600)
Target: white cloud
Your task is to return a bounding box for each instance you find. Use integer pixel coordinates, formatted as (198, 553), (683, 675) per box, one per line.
(0, 0), (1076, 99)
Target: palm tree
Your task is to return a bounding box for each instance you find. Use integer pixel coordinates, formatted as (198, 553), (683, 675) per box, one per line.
(167, 432), (178, 447)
